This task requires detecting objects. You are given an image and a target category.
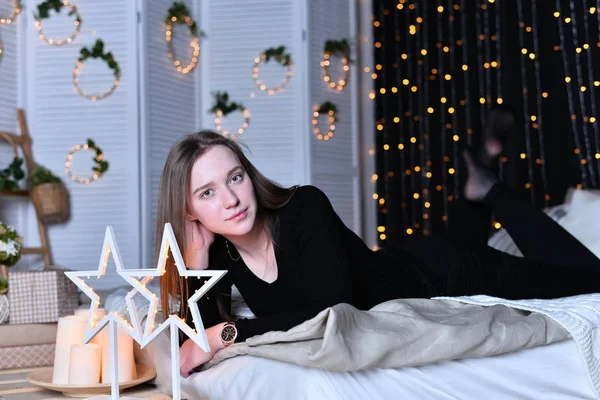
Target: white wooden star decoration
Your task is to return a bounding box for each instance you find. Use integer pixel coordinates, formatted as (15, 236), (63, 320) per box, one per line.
(65, 226), (143, 345)
(120, 222), (227, 400)
(64, 226), (145, 399)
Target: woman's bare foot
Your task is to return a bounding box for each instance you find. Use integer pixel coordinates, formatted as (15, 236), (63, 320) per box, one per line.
(463, 149), (499, 202)
(475, 106), (516, 168)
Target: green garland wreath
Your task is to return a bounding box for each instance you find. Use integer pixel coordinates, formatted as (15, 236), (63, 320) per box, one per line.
(34, 0), (81, 23)
(312, 101), (338, 141)
(65, 138), (109, 184)
(78, 39), (120, 78)
(316, 101), (338, 122)
(165, 2), (202, 37)
(87, 139), (109, 176)
(209, 91), (247, 116)
(324, 39), (353, 63)
(209, 92), (250, 137)
(262, 46), (293, 66)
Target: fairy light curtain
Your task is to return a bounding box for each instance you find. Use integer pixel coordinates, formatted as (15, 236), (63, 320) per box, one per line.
(372, 0), (600, 247)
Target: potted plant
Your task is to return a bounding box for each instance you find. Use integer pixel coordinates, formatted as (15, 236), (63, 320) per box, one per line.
(0, 222), (24, 283)
(0, 277), (7, 295)
(30, 165), (69, 223)
(0, 157), (25, 191)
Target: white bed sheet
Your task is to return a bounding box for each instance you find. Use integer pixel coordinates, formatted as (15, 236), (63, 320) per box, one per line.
(180, 339), (595, 400)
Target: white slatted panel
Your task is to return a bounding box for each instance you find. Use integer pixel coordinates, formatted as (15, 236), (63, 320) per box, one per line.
(142, 0), (200, 268)
(23, 0), (140, 288)
(0, 0), (24, 251)
(309, 0), (359, 231)
(199, 0), (308, 188)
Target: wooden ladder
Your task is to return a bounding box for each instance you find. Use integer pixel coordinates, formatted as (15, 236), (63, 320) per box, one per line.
(0, 109), (53, 268)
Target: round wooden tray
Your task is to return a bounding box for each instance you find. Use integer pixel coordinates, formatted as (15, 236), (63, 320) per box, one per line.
(26, 364), (156, 398)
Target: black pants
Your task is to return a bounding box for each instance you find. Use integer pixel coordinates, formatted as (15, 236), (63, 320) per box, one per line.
(400, 183), (600, 300)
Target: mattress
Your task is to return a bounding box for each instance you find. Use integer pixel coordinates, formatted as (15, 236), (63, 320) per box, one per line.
(179, 339), (595, 400)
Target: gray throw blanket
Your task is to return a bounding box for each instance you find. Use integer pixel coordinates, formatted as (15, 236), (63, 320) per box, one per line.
(203, 298), (569, 371)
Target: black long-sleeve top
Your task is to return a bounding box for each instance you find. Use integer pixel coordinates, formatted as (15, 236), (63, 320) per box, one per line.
(187, 185), (427, 342)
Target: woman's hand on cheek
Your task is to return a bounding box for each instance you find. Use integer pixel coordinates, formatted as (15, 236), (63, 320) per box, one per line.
(179, 338), (215, 378)
(184, 218), (215, 270)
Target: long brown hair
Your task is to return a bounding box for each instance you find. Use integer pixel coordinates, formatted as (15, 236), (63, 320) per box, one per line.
(156, 130), (297, 320)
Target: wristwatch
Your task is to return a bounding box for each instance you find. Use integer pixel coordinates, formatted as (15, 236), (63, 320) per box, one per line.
(220, 322), (237, 347)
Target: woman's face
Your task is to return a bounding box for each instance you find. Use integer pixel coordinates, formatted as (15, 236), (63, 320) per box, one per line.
(187, 145), (257, 238)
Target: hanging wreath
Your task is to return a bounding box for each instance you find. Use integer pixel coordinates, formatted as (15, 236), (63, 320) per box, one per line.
(209, 92), (250, 139)
(165, 2), (203, 74)
(321, 39), (352, 91)
(0, 0), (22, 25)
(252, 46), (293, 95)
(73, 39), (120, 101)
(312, 101), (338, 141)
(64, 138), (109, 184)
(33, 0), (82, 46)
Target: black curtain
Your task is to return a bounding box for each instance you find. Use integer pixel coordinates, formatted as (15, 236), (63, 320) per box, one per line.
(373, 0), (600, 248)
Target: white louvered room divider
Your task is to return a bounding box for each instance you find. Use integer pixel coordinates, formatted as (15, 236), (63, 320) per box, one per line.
(0, 0), (374, 288)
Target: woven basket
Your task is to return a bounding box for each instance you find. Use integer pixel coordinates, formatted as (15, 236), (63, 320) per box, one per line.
(31, 183), (69, 223)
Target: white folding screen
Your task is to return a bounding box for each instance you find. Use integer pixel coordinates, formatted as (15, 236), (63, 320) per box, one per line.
(17, 0), (141, 288)
(197, 0), (310, 188)
(308, 0), (360, 233)
(0, 0), (23, 233)
(2, 0), (372, 287)
(139, 0), (201, 269)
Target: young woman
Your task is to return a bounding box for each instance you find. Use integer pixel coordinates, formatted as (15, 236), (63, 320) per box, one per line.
(155, 111), (600, 378)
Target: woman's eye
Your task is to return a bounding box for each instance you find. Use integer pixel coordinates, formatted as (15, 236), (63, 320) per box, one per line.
(231, 174), (243, 183)
(201, 189), (213, 198)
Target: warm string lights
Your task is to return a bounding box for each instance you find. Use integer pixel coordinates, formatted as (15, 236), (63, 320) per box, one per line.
(402, 1), (418, 236)
(64, 138), (109, 184)
(165, 3), (200, 75)
(252, 46), (293, 94)
(209, 91), (250, 139)
(567, 1), (598, 184)
(554, 1), (596, 187)
(321, 39), (351, 91)
(530, 0), (549, 204)
(418, 1), (432, 235)
(580, 3), (600, 176)
(0, 0), (21, 25)
(34, 0), (81, 46)
(392, 1), (409, 234)
(73, 39), (120, 101)
(375, 0), (510, 241)
(312, 101), (337, 140)
(516, 1), (536, 202)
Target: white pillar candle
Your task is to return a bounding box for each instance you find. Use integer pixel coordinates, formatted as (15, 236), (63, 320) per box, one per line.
(100, 324), (136, 383)
(74, 308), (108, 345)
(52, 315), (87, 384)
(68, 343), (101, 385)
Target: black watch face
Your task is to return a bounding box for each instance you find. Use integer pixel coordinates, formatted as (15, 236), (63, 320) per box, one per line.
(222, 325), (236, 342)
